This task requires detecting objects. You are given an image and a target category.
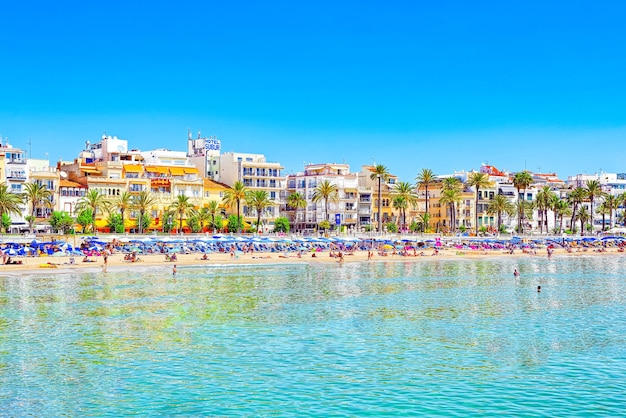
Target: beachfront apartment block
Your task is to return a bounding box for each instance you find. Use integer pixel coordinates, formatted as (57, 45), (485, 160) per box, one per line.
(284, 163), (361, 233)
(219, 152), (284, 231)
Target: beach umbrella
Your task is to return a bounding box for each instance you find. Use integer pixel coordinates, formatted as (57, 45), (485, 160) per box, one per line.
(3, 248), (17, 256)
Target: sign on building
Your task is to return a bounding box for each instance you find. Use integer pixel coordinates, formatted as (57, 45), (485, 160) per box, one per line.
(204, 139), (221, 151)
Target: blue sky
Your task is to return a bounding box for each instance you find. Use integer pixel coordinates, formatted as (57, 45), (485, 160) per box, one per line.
(1, 0), (625, 181)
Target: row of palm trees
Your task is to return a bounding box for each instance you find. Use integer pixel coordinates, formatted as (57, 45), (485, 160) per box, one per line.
(322, 165), (625, 235)
(3, 170), (624, 236)
(0, 180), (277, 234)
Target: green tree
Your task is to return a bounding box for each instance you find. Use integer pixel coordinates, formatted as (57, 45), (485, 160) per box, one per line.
(535, 186), (556, 234)
(466, 172), (493, 233)
(137, 213), (153, 232)
(553, 198), (570, 233)
(112, 191), (133, 233)
(486, 194), (515, 231)
(0, 184), (23, 233)
(76, 209), (93, 233)
(212, 214), (224, 232)
(391, 181), (417, 231)
(1, 213), (12, 233)
(23, 182), (53, 233)
(287, 192), (307, 232)
(416, 168), (436, 216)
(76, 189), (106, 233)
(391, 196), (407, 230)
(273, 216), (290, 233)
(597, 202), (610, 231)
(576, 205), (590, 236)
(106, 213), (124, 233)
(370, 164), (390, 233)
(132, 190), (157, 234)
(246, 190), (273, 230)
(227, 214), (243, 233)
(186, 214), (202, 233)
(49, 210), (75, 234)
(206, 200), (220, 231)
(585, 179), (605, 233)
(440, 177), (463, 232)
(169, 194), (195, 234)
(603, 194), (618, 230)
(567, 187), (587, 234)
(161, 209), (175, 233)
(222, 181), (248, 232)
(513, 171), (534, 234)
(385, 221), (398, 233)
(312, 180), (339, 223)
(196, 207), (212, 232)
(318, 219), (331, 231)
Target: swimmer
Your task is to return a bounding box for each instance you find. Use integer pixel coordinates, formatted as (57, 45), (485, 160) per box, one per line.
(173, 264), (177, 277)
(537, 285), (541, 292)
(513, 269), (520, 277)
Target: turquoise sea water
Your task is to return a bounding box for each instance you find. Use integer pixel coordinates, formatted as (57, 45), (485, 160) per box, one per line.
(1, 256), (626, 416)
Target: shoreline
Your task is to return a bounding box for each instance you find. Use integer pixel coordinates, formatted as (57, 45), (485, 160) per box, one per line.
(1, 246), (623, 276)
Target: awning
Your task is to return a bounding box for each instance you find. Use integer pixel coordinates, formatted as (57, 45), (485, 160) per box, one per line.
(145, 166), (168, 174)
(184, 167), (199, 174)
(169, 167), (186, 176)
(123, 165), (144, 173)
(81, 168), (101, 174)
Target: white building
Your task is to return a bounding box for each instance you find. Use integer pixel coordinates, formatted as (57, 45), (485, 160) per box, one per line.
(187, 130), (222, 180)
(285, 163), (359, 232)
(220, 152), (284, 228)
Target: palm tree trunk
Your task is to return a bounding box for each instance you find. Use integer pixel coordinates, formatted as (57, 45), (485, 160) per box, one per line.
(474, 194), (478, 233)
(377, 177), (382, 233)
(570, 205), (577, 233)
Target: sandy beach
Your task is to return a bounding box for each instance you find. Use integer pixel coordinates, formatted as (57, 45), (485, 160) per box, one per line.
(1, 245), (623, 276)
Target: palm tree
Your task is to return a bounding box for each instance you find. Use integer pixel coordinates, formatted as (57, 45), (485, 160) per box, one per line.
(112, 191), (132, 233)
(416, 168), (436, 216)
(170, 194), (195, 235)
(196, 207), (212, 233)
(535, 186), (556, 234)
(576, 205), (590, 236)
(132, 190), (157, 234)
(287, 192), (307, 232)
(22, 182), (53, 233)
(76, 189), (106, 234)
(391, 181), (417, 232)
(585, 179), (605, 233)
(440, 177), (463, 232)
(222, 181), (248, 232)
(553, 198), (570, 233)
(206, 200), (220, 231)
(246, 190), (273, 231)
(0, 185), (23, 233)
(466, 172), (493, 234)
(597, 202), (610, 232)
(311, 180), (339, 223)
(513, 171), (534, 234)
(486, 194), (515, 232)
(567, 187), (587, 233)
(603, 194), (618, 230)
(369, 164), (390, 233)
(391, 196), (407, 229)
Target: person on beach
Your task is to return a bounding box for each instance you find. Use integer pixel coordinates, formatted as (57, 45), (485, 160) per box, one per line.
(173, 264), (177, 277)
